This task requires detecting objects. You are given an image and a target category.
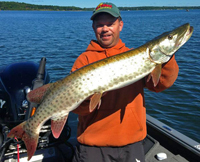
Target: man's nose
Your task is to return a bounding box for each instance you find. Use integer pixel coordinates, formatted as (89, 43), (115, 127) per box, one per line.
(102, 25), (109, 31)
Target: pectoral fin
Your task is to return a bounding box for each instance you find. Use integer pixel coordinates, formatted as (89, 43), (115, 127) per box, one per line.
(89, 92), (102, 112)
(51, 114), (68, 138)
(147, 64), (162, 87)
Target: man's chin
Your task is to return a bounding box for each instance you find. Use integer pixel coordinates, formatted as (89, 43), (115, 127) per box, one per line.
(100, 41), (113, 48)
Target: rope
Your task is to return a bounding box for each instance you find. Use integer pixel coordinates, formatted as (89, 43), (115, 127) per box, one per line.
(14, 137), (20, 162)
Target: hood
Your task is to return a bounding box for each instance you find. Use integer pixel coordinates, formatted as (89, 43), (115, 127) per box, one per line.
(86, 39), (127, 57)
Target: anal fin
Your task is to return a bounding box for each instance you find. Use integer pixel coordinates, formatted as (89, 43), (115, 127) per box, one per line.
(51, 114), (68, 139)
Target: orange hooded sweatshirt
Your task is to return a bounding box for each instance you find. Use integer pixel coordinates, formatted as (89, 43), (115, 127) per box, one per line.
(71, 39), (179, 147)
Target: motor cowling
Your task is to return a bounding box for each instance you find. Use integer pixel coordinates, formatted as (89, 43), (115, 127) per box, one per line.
(0, 61), (50, 126)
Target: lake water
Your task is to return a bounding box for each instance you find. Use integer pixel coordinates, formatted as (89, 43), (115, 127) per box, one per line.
(0, 10), (199, 142)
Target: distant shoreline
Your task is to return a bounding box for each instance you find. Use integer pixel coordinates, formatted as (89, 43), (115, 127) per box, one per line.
(0, 2), (200, 11)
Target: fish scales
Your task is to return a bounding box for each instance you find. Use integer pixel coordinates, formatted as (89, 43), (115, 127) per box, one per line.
(7, 23), (193, 161)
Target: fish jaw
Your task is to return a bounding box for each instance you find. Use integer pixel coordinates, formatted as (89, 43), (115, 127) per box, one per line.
(174, 23), (193, 48)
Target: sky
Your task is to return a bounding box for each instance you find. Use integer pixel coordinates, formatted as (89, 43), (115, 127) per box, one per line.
(2, 0), (200, 8)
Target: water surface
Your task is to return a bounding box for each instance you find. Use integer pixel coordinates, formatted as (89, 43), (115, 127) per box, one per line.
(0, 10), (199, 142)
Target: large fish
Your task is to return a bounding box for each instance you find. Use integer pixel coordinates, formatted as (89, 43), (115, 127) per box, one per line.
(7, 23), (193, 160)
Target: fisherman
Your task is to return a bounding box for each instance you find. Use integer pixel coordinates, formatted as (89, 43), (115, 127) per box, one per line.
(71, 2), (179, 162)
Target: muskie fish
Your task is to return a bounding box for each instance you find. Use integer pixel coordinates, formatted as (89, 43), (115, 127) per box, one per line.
(7, 23), (193, 160)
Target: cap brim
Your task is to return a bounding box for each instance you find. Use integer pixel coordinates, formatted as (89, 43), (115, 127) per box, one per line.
(91, 9), (120, 20)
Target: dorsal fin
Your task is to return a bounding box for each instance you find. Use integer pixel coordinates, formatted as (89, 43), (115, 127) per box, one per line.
(27, 83), (53, 104)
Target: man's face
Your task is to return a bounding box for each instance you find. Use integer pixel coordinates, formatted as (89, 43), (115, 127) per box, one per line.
(93, 13), (123, 48)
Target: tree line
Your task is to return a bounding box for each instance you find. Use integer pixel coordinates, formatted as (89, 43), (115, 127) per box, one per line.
(0, 2), (83, 11)
(0, 2), (199, 11)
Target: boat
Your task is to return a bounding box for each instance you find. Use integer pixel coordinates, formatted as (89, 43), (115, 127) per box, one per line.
(145, 115), (200, 161)
(0, 58), (199, 162)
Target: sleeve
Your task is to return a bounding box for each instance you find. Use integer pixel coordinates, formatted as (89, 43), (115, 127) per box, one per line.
(70, 53), (92, 116)
(145, 55), (179, 92)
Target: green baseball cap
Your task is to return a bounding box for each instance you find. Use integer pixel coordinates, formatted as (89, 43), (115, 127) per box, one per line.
(91, 2), (121, 20)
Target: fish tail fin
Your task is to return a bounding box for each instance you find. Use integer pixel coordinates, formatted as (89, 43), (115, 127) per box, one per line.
(7, 121), (39, 161)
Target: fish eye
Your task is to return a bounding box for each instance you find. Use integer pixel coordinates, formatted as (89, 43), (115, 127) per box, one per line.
(168, 34), (173, 40)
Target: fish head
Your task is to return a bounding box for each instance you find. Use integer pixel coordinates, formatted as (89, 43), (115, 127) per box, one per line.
(148, 23), (193, 64)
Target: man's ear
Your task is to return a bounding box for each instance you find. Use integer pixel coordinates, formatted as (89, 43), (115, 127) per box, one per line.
(119, 20), (124, 32)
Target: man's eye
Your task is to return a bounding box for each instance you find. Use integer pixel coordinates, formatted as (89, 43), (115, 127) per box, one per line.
(107, 23), (113, 27)
(96, 23), (113, 28)
(96, 24), (104, 27)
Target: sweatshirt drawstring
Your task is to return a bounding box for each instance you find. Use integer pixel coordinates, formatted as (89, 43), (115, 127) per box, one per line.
(105, 49), (109, 58)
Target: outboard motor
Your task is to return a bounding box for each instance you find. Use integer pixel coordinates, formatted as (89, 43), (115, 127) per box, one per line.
(0, 59), (50, 126)
(0, 58), (74, 162)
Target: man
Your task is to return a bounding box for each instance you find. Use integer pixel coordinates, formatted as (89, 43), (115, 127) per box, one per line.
(71, 2), (179, 162)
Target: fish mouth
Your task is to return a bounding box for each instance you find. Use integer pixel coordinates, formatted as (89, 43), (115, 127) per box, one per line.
(185, 24), (193, 40)
(175, 24), (193, 48)
(187, 26), (193, 36)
